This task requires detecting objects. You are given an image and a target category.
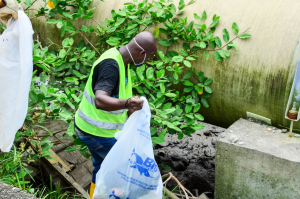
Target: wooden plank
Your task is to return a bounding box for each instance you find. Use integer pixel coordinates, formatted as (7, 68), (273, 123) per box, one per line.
(46, 149), (71, 172)
(69, 164), (92, 188)
(50, 161), (90, 198)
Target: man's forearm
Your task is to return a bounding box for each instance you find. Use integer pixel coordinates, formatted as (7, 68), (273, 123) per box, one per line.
(95, 94), (127, 111)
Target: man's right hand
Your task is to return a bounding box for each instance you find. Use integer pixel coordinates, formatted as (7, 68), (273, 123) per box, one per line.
(0, 0), (23, 26)
(127, 96), (144, 110)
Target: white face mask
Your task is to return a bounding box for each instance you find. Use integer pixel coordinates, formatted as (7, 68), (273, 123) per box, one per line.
(126, 38), (146, 67)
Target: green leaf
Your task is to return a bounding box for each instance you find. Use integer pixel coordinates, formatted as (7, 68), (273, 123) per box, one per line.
(214, 51), (223, 61)
(194, 114), (204, 121)
(183, 60), (191, 68)
(152, 137), (165, 144)
(198, 41), (206, 48)
(42, 143), (53, 152)
(115, 18), (126, 27)
(41, 151), (53, 157)
(209, 19), (219, 28)
(205, 51), (209, 60)
(150, 128), (158, 136)
(59, 49), (67, 58)
(228, 43), (239, 51)
(158, 129), (167, 139)
(183, 43), (190, 50)
(185, 104), (193, 113)
(153, 27), (160, 39)
(62, 38), (70, 47)
(146, 67), (154, 80)
(116, 10), (126, 16)
(165, 93), (176, 98)
(136, 64), (145, 80)
(158, 39), (172, 47)
(106, 39), (120, 46)
(202, 10), (207, 21)
(193, 103), (201, 112)
(225, 51), (231, 57)
(193, 123), (205, 130)
(232, 22), (239, 35)
(201, 98), (209, 108)
(204, 86), (212, 93)
(223, 29), (230, 42)
(178, 133), (184, 140)
(194, 13), (202, 21)
(203, 32), (212, 41)
(36, 125), (53, 137)
(204, 78), (213, 85)
(40, 137), (51, 146)
(179, 49), (188, 56)
(172, 56), (184, 62)
(183, 80), (194, 86)
(183, 71), (194, 79)
(187, 21), (194, 32)
(239, 33), (251, 39)
(160, 83), (165, 93)
(29, 91), (38, 103)
(156, 9), (164, 17)
(157, 51), (166, 61)
(65, 146), (77, 152)
(219, 50), (226, 58)
(73, 138), (85, 146)
(215, 36), (222, 47)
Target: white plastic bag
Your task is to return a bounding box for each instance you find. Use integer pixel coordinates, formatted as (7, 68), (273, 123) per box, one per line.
(93, 97), (163, 199)
(0, 11), (33, 152)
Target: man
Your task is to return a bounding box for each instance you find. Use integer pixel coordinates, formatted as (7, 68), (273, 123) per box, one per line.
(74, 31), (158, 198)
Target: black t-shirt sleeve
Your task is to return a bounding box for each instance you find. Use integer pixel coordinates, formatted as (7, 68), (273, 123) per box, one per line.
(92, 59), (119, 95)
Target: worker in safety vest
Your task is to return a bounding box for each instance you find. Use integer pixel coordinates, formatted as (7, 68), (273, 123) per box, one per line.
(74, 31), (157, 198)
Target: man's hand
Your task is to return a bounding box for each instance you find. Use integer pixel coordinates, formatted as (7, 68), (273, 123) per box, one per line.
(127, 108), (135, 117)
(127, 96), (144, 111)
(0, 0), (23, 26)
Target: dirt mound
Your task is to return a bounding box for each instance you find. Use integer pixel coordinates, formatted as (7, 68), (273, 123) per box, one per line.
(154, 122), (225, 198)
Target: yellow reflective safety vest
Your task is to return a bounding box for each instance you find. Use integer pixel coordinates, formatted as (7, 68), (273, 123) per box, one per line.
(75, 48), (132, 137)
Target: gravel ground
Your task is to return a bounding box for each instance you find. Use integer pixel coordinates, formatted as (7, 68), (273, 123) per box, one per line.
(0, 182), (38, 199)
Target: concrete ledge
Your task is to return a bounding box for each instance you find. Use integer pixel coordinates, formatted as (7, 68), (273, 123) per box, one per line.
(215, 119), (300, 199)
(0, 181), (38, 199)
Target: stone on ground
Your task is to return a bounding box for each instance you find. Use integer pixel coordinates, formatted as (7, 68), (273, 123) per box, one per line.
(0, 181), (38, 199)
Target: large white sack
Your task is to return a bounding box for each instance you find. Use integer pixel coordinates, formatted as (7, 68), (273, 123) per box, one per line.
(0, 10), (33, 152)
(93, 97), (163, 199)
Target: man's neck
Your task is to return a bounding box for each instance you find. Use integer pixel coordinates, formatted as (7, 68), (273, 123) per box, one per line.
(119, 46), (132, 66)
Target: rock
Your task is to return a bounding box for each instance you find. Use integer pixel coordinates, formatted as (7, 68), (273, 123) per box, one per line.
(267, 128), (272, 131)
(157, 150), (166, 157)
(159, 141), (169, 147)
(277, 130), (282, 133)
(187, 145), (193, 150)
(199, 193), (210, 199)
(238, 142), (245, 145)
(203, 130), (212, 136)
(229, 135), (239, 143)
(294, 134), (300, 138)
(178, 140), (188, 149)
(282, 129), (288, 133)
(172, 161), (187, 171)
(229, 130), (233, 133)
(211, 138), (216, 145)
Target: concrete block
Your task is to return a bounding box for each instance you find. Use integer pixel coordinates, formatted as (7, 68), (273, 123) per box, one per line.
(215, 119), (300, 199)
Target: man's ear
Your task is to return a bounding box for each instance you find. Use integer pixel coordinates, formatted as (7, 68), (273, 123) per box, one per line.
(139, 50), (146, 55)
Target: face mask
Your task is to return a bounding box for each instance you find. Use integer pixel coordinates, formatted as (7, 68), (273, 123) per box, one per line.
(126, 37), (146, 67)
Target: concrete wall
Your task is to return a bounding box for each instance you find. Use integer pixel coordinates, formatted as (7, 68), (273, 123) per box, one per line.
(29, 0), (300, 128)
(215, 119), (300, 198)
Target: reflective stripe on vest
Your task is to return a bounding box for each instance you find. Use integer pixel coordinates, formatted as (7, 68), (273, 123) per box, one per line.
(78, 108), (124, 130)
(83, 89), (126, 115)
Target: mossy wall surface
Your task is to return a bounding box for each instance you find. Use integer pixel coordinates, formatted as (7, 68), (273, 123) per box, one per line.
(30, 0), (300, 128)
